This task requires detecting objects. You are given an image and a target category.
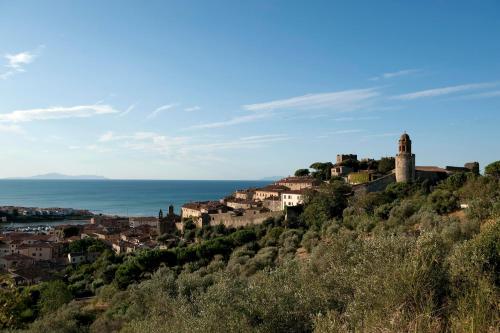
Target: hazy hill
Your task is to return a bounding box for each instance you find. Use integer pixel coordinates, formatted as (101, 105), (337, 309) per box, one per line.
(6, 172), (108, 180)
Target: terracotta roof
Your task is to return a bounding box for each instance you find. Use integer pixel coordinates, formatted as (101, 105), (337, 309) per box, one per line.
(235, 188), (256, 193)
(256, 185), (289, 192)
(225, 198), (254, 204)
(18, 242), (54, 249)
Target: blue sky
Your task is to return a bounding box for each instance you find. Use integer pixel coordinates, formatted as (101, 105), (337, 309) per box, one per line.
(0, 0), (499, 179)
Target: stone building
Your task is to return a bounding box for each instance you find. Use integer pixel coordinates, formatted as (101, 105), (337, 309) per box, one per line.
(254, 185), (289, 201)
(129, 217), (158, 229)
(395, 133), (416, 183)
(234, 189), (255, 200)
(181, 201), (232, 221)
(331, 165), (353, 177)
(158, 205), (181, 235)
(336, 154), (358, 164)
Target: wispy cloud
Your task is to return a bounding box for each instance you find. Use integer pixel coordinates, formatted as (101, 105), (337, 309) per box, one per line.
(5, 52), (36, 70)
(187, 112), (271, 130)
(147, 104), (176, 119)
(392, 82), (497, 100)
(191, 134), (289, 151)
(369, 69), (421, 81)
(243, 88), (379, 112)
(0, 104), (120, 123)
(119, 104), (135, 117)
(1, 46), (44, 80)
(97, 131), (289, 159)
(184, 106), (201, 112)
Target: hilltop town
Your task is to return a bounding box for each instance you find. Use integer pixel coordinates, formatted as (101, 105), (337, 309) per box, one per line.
(0, 133), (482, 285)
(0, 132), (498, 333)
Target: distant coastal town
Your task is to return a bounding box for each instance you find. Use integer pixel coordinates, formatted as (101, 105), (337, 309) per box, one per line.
(0, 133), (480, 285)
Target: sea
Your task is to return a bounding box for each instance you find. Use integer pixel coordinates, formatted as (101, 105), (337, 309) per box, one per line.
(0, 179), (271, 227)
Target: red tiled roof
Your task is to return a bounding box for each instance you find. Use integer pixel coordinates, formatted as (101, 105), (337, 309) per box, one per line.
(256, 185), (289, 192)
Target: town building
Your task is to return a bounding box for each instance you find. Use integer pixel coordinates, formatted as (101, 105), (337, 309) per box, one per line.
(281, 190), (306, 210)
(254, 185), (289, 201)
(331, 165), (353, 177)
(233, 189), (255, 200)
(336, 154), (358, 164)
(181, 201), (231, 219)
(225, 198), (260, 210)
(158, 205), (181, 235)
(18, 242), (55, 261)
(0, 253), (34, 269)
(275, 176), (320, 191)
(129, 216), (158, 228)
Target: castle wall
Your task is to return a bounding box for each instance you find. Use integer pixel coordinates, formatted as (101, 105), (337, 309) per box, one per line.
(352, 173), (396, 194)
(262, 199), (282, 212)
(199, 210), (282, 229)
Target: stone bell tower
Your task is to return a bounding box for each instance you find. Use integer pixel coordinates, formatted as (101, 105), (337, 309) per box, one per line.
(395, 132), (415, 183)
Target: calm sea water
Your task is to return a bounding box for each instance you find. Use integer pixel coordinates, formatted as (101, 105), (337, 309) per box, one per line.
(0, 180), (270, 217)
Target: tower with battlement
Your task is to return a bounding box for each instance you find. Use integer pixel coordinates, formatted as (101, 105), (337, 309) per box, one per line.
(395, 132), (415, 183)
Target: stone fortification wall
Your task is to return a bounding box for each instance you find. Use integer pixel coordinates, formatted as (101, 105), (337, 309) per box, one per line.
(262, 199), (282, 212)
(202, 210), (282, 229)
(353, 173), (396, 194)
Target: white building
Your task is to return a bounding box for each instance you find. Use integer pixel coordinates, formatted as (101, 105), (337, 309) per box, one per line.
(281, 190), (305, 210)
(67, 252), (86, 264)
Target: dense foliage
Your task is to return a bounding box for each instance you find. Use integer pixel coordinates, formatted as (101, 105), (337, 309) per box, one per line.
(1, 170), (499, 333)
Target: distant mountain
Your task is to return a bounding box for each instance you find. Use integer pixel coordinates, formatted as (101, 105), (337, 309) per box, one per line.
(6, 173), (108, 180)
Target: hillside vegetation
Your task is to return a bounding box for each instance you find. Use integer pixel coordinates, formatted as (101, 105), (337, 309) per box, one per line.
(1, 169), (499, 333)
